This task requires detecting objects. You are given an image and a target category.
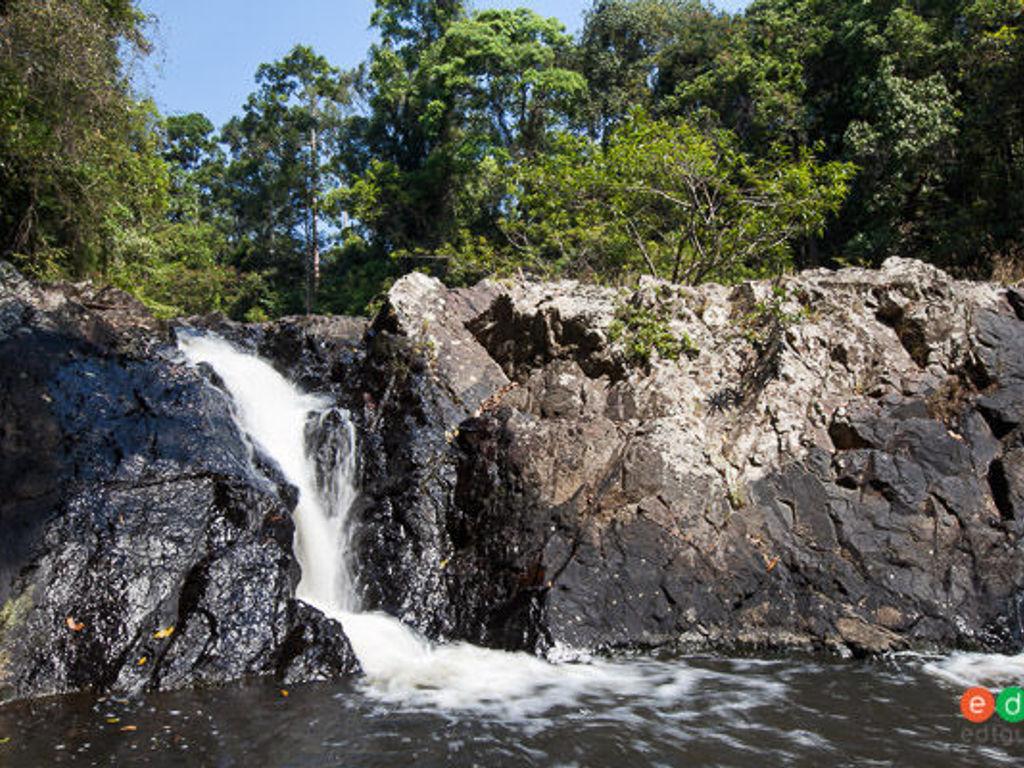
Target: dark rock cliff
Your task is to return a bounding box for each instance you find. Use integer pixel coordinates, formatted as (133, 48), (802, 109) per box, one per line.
(3, 256), (1024, 705)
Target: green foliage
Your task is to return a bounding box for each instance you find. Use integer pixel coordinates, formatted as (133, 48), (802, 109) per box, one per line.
(432, 8), (586, 155)
(842, 59), (960, 262)
(342, 3), (583, 259)
(470, 111), (853, 286)
(109, 253), (269, 320)
(318, 240), (402, 317)
(607, 301), (696, 365)
(0, 0), (167, 277)
(658, 0), (1024, 272)
(4, 0), (1024, 323)
(666, 0), (820, 146)
(340, 0), (469, 256)
(739, 284), (806, 345)
(220, 45), (353, 314)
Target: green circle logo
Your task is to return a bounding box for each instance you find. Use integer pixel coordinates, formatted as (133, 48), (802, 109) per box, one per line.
(996, 687), (1024, 723)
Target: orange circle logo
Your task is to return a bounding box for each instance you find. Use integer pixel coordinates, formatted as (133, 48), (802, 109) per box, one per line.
(961, 687), (996, 723)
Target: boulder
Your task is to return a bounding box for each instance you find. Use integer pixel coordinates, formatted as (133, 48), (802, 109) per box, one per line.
(0, 264), (359, 704)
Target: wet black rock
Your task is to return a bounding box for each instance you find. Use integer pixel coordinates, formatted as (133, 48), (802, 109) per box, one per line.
(0, 264), (359, 704)
(178, 313), (367, 403)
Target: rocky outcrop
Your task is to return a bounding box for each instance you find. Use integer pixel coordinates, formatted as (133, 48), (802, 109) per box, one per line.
(3, 255), (1023, 707)
(350, 260), (1024, 656)
(0, 264), (359, 704)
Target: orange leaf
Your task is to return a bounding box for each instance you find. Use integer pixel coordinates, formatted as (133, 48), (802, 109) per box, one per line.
(66, 617), (85, 632)
(280, 689), (289, 698)
(766, 556), (781, 572)
(119, 725), (138, 733)
(136, 656), (148, 666)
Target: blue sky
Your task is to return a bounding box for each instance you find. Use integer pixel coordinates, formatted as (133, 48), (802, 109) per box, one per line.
(139, 0), (750, 127)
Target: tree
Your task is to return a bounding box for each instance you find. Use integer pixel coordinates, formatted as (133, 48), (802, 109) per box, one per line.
(432, 8), (585, 158)
(951, 0), (1024, 276)
(454, 111), (853, 286)
(666, 0), (822, 148)
(656, 0), (1024, 274)
(842, 58), (960, 263)
(220, 45), (352, 314)
(576, 0), (732, 140)
(343, 2), (583, 262)
(340, 0), (466, 256)
(162, 113), (224, 223)
(0, 0), (168, 278)
(371, 0), (464, 53)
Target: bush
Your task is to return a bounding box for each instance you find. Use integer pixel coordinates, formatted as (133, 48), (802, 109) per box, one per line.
(607, 302), (697, 365)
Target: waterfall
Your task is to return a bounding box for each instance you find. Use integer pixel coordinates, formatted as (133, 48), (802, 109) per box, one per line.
(177, 334), (351, 614)
(178, 333), (687, 715)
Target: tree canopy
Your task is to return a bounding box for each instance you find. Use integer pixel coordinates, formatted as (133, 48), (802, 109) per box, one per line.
(2, 0), (1022, 320)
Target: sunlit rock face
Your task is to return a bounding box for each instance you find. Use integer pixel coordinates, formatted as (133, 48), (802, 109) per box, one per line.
(0, 264), (358, 705)
(345, 259), (1024, 657)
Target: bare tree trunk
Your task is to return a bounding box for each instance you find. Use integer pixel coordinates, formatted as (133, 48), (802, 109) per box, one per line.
(305, 122), (320, 315)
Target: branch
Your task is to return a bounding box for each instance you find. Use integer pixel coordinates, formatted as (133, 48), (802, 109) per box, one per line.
(624, 217), (659, 279)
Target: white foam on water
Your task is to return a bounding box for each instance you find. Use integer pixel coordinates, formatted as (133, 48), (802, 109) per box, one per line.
(923, 652), (1024, 689)
(337, 611), (684, 716)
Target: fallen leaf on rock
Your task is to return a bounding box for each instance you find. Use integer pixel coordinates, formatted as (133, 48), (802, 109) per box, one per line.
(137, 656), (147, 666)
(66, 617), (85, 632)
(153, 626), (175, 640)
(106, 718), (120, 724)
(766, 556), (781, 572)
(0, 737), (10, 745)
(280, 689), (289, 698)
(119, 725), (138, 733)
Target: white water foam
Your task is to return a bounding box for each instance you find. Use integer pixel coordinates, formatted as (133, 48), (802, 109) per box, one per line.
(923, 652), (1024, 689)
(178, 333), (780, 717)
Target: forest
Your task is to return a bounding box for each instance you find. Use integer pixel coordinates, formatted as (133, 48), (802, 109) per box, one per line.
(1, 0), (1022, 320)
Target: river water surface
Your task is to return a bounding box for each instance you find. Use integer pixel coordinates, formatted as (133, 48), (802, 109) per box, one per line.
(0, 652), (1022, 766)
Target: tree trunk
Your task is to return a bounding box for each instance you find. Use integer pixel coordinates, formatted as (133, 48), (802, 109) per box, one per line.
(305, 122), (320, 315)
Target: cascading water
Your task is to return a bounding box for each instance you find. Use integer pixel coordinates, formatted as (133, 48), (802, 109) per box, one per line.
(5, 339), (1024, 766)
(0, 330), (1002, 766)
(178, 332), (1024, 721)
(177, 334), (351, 614)
(177, 333), (664, 714)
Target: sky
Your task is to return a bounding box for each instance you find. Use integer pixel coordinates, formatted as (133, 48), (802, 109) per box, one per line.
(139, 0), (750, 127)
